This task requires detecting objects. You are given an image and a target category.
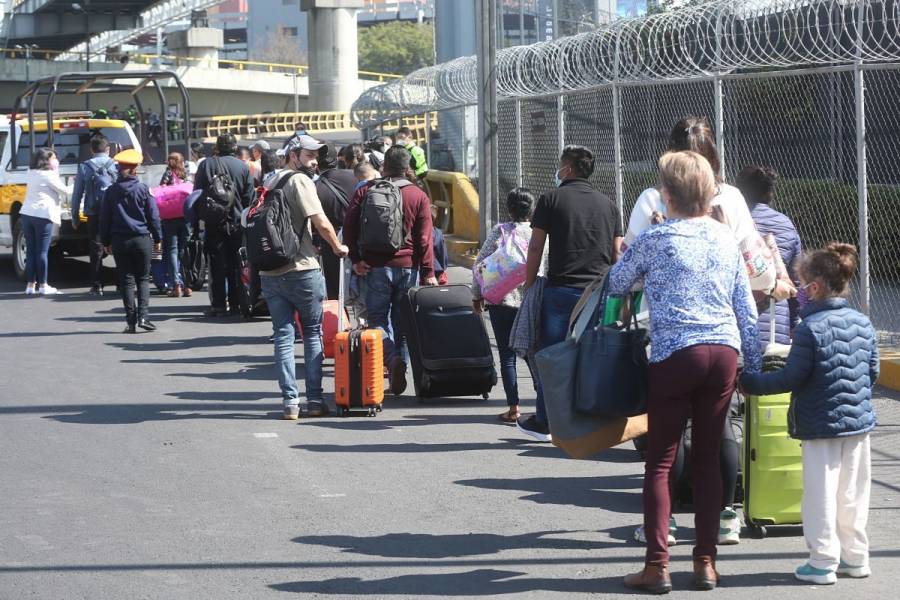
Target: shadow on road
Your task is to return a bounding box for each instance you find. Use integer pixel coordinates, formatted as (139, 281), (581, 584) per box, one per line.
(291, 530), (605, 559)
(454, 475), (644, 513)
(269, 568), (624, 596)
(0, 402), (278, 424)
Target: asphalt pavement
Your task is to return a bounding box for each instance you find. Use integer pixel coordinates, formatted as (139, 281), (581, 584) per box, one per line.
(1, 253), (898, 600)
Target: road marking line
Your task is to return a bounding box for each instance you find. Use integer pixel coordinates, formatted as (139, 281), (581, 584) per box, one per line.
(319, 493), (346, 498)
(253, 433), (279, 438)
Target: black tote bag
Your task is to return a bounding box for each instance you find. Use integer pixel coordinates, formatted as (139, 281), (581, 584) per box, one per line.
(573, 275), (650, 417)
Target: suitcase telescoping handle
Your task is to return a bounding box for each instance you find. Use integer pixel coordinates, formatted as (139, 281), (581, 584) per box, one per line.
(338, 229), (346, 332)
(769, 298), (776, 346)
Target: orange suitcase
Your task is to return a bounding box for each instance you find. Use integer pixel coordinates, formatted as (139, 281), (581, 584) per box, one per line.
(334, 329), (384, 416)
(322, 300), (349, 359)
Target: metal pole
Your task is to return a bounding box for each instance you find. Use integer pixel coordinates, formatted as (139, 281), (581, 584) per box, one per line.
(476, 0), (499, 243)
(713, 9), (725, 179)
(424, 111), (432, 165)
(515, 99), (523, 187)
(25, 47), (30, 88)
(613, 85), (623, 228)
(293, 71), (299, 116)
(553, 0), (564, 156)
(855, 1), (870, 313)
(84, 1), (90, 111)
(519, 0), (525, 45)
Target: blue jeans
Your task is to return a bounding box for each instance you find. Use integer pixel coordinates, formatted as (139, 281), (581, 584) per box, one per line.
(535, 285), (584, 426)
(488, 305), (522, 407)
(365, 266), (418, 366)
(21, 214), (53, 284)
(162, 218), (189, 287)
(261, 269), (326, 407)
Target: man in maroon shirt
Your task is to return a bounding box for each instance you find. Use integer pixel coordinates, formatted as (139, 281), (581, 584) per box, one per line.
(343, 146), (437, 394)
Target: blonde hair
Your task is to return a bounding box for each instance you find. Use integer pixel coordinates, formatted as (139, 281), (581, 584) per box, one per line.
(658, 150), (717, 217)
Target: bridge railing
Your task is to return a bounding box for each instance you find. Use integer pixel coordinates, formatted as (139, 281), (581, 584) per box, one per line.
(0, 48), (402, 82)
(190, 111), (356, 140)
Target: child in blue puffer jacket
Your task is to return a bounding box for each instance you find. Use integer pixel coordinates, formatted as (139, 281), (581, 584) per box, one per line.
(741, 242), (879, 586)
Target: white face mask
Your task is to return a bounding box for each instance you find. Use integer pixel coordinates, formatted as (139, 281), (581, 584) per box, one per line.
(554, 169), (563, 188)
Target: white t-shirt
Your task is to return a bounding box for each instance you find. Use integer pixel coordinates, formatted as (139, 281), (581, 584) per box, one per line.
(624, 183), (756, 247)
(625, 183), (775, 291)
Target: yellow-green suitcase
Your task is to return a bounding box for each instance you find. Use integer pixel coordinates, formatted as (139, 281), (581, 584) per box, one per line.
(743, 302), (804, 537)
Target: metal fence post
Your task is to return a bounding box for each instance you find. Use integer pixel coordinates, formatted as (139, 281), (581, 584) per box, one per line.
(855, 2), (870, 314)
(515, 99), (523, 187)
(424, 111), (432, 165)
(714, 9), (725, 179)
(476, 0), (499, 244)
(612, 84), (624, 229)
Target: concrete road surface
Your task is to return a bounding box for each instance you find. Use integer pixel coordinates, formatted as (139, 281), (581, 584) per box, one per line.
(0, 253), (898, 599)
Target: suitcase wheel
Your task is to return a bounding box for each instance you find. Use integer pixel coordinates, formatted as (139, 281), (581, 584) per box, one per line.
(747, 522), (767, 539)
(340, 407), (350, 418)
(375, 404), (383, 413)
(482, 393), (490, 400)
(367, 407), (376, 417)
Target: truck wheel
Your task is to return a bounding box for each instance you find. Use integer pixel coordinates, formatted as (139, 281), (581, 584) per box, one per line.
(12, 218), (26, 281)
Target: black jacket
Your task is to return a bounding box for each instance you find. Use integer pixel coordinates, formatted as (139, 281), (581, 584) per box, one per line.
(315, 168), (357, 229)
(100, 175), (162, 245)
(192, 155), (256, 229)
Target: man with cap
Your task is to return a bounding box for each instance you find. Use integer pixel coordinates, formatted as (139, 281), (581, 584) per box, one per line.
(259, 134), (349, 419)
(100, 149), (162, 333)
(193, 133), (256, 317)
(315, 143), (358, 299)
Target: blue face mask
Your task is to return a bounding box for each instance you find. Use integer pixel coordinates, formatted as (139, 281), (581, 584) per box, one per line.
(554, 169), (562, 188)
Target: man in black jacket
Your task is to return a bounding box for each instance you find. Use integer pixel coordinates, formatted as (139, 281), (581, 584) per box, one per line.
(315, 144), (358, 299)
(193, 133), (256, 317)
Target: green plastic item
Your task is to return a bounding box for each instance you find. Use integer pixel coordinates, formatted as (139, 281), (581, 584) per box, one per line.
(602, 291), (643, 326)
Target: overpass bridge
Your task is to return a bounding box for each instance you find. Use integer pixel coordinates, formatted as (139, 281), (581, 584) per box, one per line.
(0, 49), (389, 117)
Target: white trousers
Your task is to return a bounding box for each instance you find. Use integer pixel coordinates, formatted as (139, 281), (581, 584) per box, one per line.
(801, 434), (871, 571)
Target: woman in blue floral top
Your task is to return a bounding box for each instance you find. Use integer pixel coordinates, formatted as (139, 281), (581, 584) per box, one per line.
(610, 151), (761, 594)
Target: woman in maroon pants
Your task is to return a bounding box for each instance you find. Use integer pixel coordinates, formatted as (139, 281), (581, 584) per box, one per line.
(608, 151), (762, 593)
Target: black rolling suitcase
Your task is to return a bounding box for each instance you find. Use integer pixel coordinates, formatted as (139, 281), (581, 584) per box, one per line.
(402, 284), (497, 401)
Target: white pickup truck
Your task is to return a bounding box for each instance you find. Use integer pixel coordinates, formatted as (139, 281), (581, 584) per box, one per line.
(0, 114), (164, 279)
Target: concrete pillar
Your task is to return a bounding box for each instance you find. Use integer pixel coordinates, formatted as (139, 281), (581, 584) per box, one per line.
(301, 0), (364, 112)
(167, 27), (224, 69)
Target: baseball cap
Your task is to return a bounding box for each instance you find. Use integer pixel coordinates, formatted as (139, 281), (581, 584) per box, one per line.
(251, 140), (271, 151)
(294, 134), (324, 151)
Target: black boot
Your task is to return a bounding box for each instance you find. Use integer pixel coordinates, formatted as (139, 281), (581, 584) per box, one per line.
(137, 318), (156, 331)
(123, 319), (136, 334)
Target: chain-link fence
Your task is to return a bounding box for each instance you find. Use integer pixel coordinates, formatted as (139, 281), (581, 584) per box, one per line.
(353, 1), (900, 339)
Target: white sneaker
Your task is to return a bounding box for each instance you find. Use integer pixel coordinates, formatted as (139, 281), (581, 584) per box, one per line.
(718, 507), (741, 545)
(39, 285), (62, 295)
(837, 560), (871, 578)
(25, 285), (35, 295)
(633, 517), (677, 546)
(795, 563), (837, 585)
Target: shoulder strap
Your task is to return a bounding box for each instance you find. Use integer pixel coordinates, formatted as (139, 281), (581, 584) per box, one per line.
(319, 174), (349, 209)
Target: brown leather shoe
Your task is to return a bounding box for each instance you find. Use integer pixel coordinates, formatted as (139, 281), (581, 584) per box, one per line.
(168, 285), (183, 298)
(182, 287), (192, 297)
(624, 564), (672, 595)
(693, 556), (720, 591)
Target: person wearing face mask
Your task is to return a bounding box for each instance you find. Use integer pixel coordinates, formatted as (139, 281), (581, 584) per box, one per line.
(21, 148), (72, 295)
(518, 144), (623, 442)
(259, 135), (349, 420)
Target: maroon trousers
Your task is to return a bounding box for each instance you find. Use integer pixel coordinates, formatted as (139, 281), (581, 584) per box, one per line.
(643, 344), (738, 565)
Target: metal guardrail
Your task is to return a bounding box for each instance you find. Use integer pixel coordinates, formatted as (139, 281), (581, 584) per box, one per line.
(190, 111), (356, 140)
(0, 48), (403, 82)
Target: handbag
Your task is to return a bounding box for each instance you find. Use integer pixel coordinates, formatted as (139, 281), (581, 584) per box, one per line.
(534, 282), (648, 459)
(474, 223), (529, 304)
(573, 274), (650, 417)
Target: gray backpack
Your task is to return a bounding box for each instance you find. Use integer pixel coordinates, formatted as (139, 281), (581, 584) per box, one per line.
(358, 178), (411, 255)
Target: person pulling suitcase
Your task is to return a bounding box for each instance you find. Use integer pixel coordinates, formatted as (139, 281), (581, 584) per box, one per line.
(342, 146), (437, 396)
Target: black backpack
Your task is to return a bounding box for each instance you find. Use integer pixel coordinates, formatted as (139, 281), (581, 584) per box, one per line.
(197, 157), (238, 228)
(245, 172), (305, 271)
(358, 178), (411, 255)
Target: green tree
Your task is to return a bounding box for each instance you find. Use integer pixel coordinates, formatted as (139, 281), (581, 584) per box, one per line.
(358, 21), (435, 76)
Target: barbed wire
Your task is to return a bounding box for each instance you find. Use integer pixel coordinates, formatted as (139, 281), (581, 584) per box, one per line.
(351, 0), (900, 128)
